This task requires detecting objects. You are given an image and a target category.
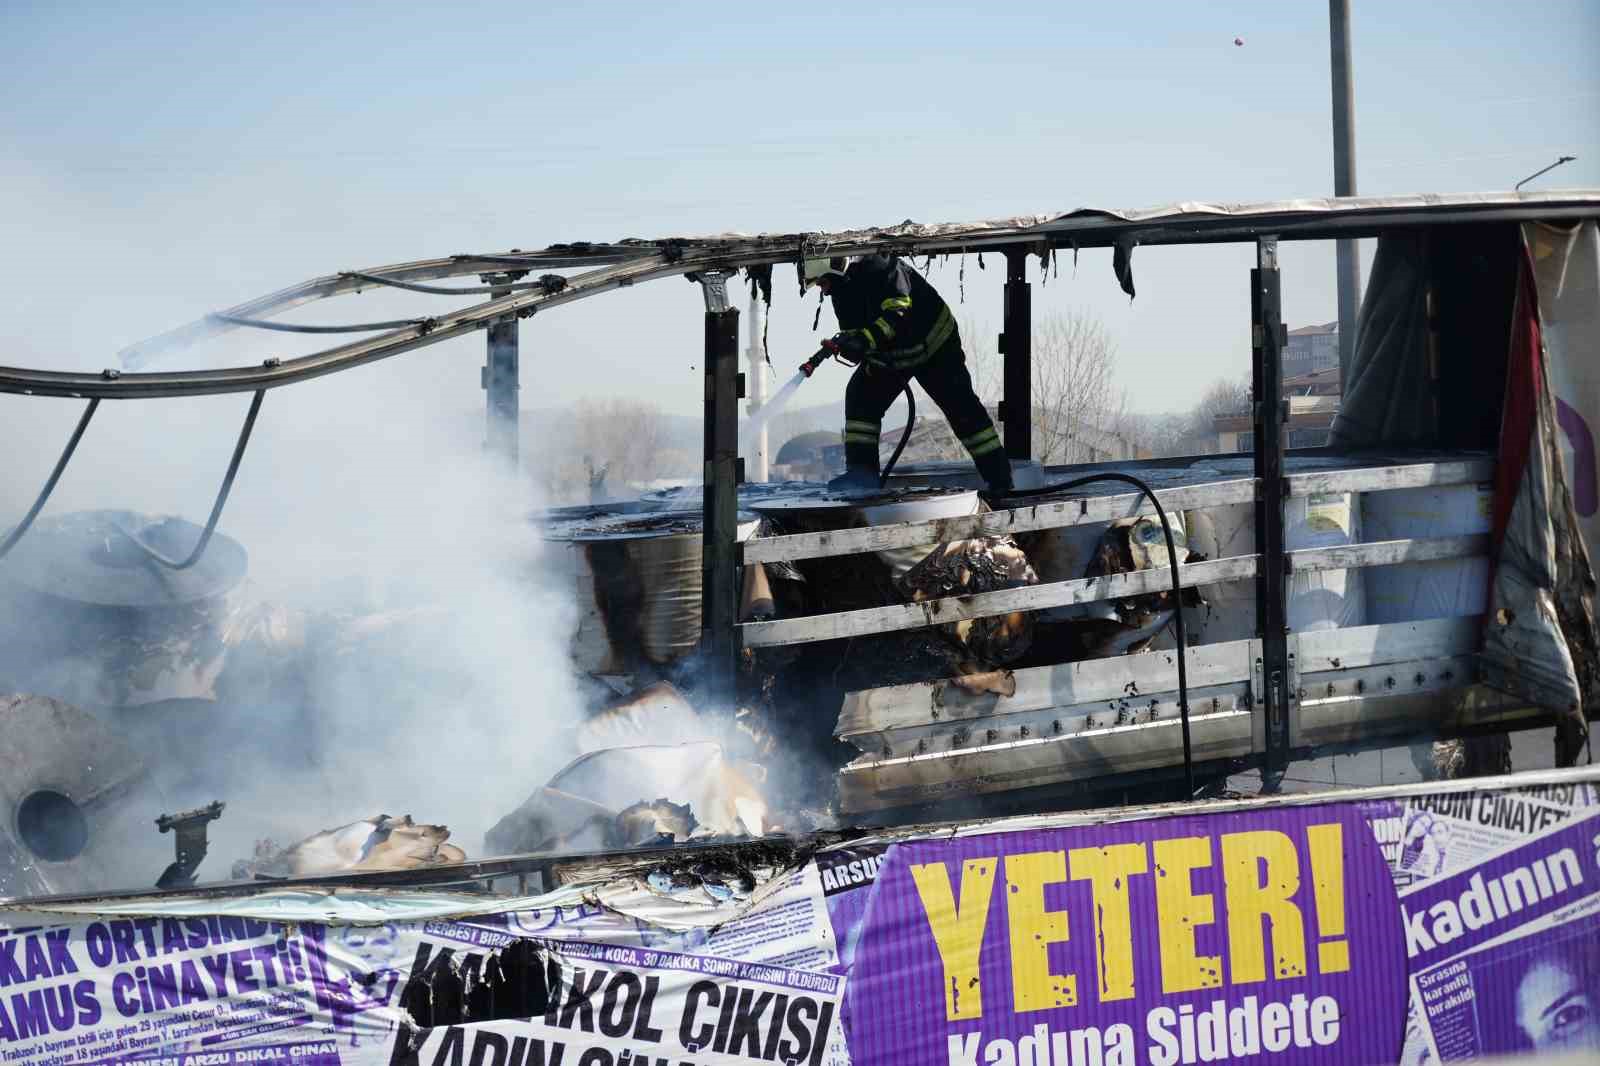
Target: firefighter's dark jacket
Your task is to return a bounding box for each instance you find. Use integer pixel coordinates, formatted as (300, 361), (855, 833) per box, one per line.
(829, 254), (957, 370)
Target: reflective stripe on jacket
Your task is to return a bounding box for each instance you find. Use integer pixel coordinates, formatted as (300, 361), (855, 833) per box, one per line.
(829, 254), (960, 369)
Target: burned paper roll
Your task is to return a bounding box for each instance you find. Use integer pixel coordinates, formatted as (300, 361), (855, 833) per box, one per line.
(741, 561), (775, 622)
(573, 680), (710, 753)
(897, 537), (1039, 665)
(485, 741), (768, 856)
(233, 814), (466, 879)
(1065, 515), (1206, 658)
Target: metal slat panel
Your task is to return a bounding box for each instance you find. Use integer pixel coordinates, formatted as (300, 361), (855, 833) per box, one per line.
(742, 479), (1256, 565)
(846, 682), (1250, 760)
(743, 537), (1484, 647)
(836, 637), (1253, 737)
(743, 460), (1491, 567)
(1295, 616), (1482, 672)
(740, 555), (1257, 648)
(837, 710), (1254, 813)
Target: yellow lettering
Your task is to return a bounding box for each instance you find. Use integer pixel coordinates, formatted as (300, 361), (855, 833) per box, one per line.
(1068, 843), (1147, 1002)
(1152, 836), (1222, 993)
(1305, 823), (1350, 974)
(1221, 830), (1307, 983)
(911, 858), (998, 1021)
(1006, 851), (1076, 1012)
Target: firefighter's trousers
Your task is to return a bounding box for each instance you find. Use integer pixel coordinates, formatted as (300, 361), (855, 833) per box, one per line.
(841, 340), (1002, 475)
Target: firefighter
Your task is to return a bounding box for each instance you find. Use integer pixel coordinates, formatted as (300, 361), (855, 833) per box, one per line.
(806, 253), (1012, 493)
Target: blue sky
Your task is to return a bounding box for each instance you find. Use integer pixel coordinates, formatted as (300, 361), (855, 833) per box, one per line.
(2, 0), (1596, 434)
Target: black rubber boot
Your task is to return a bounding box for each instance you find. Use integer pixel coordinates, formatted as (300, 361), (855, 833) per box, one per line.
(974, 450), (1014, 495)
(828, 465), (881, 493)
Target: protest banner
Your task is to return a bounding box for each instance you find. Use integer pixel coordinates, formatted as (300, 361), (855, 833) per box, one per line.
(3, 772), (1597, 1065)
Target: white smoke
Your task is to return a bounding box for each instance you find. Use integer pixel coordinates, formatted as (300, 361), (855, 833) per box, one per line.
(0, 158), (589, 890)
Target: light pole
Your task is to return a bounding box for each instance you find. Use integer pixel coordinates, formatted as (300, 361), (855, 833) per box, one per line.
(1329, 0), (1360, 393)
(746, 292), (769, 482)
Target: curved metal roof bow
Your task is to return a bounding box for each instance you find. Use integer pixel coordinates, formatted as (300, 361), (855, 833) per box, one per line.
(0, 190), (1594, 401)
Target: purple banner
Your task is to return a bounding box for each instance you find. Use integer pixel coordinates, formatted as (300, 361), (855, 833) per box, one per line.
(1399, 809), (1600, 972)
(846, 804), (1405, 1066)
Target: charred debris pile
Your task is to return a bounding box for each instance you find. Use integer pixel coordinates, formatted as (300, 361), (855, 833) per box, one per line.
(0, 482), (1197, 900)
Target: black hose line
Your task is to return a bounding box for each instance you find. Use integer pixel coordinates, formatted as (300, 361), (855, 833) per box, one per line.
(987, 473), (1196, 797)
(114, 390), (265, 571)
(208, 312), (432, 335)
(339, 271), (564, 297)
(0, 398), (101, 561)
(878, 385), (916, 487)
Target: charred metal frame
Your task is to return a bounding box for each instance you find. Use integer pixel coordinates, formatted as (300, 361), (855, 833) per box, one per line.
(1000, 247), (1032, 460)
(4, 197), (1593, 401)
(22, 765), (1600, 906)
(482, 273), (522, 465)
(0, 194), (1596, 873)
(1251, 237), (1292, 786)
(698, 271), (741, 710)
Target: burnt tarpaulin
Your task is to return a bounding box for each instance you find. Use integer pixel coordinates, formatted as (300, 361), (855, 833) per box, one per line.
(1331, 228), (1597, 757)
(1329, 233), (1435, 448)
(1534, 220), (1600, 558)
(1112, 238), (1137, 298)
(1479, 234), (1599, 762)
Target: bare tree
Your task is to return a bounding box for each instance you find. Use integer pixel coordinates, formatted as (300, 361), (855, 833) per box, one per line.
(1118, 374), (1251, 458)
(1189, 376), (1251, 426)
(1182, 375), (1251, 454)
(532, 399), (694, 503)
(967, 310), (1133, 464)
(573, 398), (668, 486)
(1121, 411), (1196, 458)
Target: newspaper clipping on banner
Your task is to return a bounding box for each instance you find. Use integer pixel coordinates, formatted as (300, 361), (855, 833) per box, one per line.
(2, 777), (1596, 1066)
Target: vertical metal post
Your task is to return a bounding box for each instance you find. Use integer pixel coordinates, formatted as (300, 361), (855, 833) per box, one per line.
(1252, 238), (1292, 787)
(1329, 0), (1361, 391)
(482, 274), (521, 465)
(699, 271), (741, 710)
(1000, 248), (1032, 461)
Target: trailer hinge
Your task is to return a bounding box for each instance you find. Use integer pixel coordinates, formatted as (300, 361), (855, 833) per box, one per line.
(694, 269), (732, 313)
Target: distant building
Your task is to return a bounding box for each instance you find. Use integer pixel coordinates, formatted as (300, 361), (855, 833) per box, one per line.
(1214, 331), (1343, 452)
(771, 430), (843, 481)
(1284, 321), (1339, 377)
(1215, 395), (1340, 452)
(1284, 364), (1341, 397)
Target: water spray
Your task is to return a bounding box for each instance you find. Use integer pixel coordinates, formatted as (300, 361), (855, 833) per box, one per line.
(741, 342), (842, 446)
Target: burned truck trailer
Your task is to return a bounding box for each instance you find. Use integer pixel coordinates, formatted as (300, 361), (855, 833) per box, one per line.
(2, 191), (1600, 873)
(2, 190), (1600, 1066)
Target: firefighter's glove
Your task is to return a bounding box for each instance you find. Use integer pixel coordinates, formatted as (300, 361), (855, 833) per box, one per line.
(831, 332), (870, 360)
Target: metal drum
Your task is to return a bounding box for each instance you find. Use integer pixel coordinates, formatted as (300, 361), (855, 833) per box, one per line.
(0, 693), (147, 899)
(0, 510), (248, 708)
(540, 507), (760, 678)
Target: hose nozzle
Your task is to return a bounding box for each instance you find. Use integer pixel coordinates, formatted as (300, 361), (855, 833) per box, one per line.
(799, 339), (839, 377)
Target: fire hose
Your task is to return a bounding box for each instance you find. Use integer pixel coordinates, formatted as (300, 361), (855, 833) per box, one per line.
(0, 399), (100, 561)
(799, 344), (1194, 792)
(799, 341), (916, 489)
(0, 390), (264, 569)
(989, 473), (1197, 797)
